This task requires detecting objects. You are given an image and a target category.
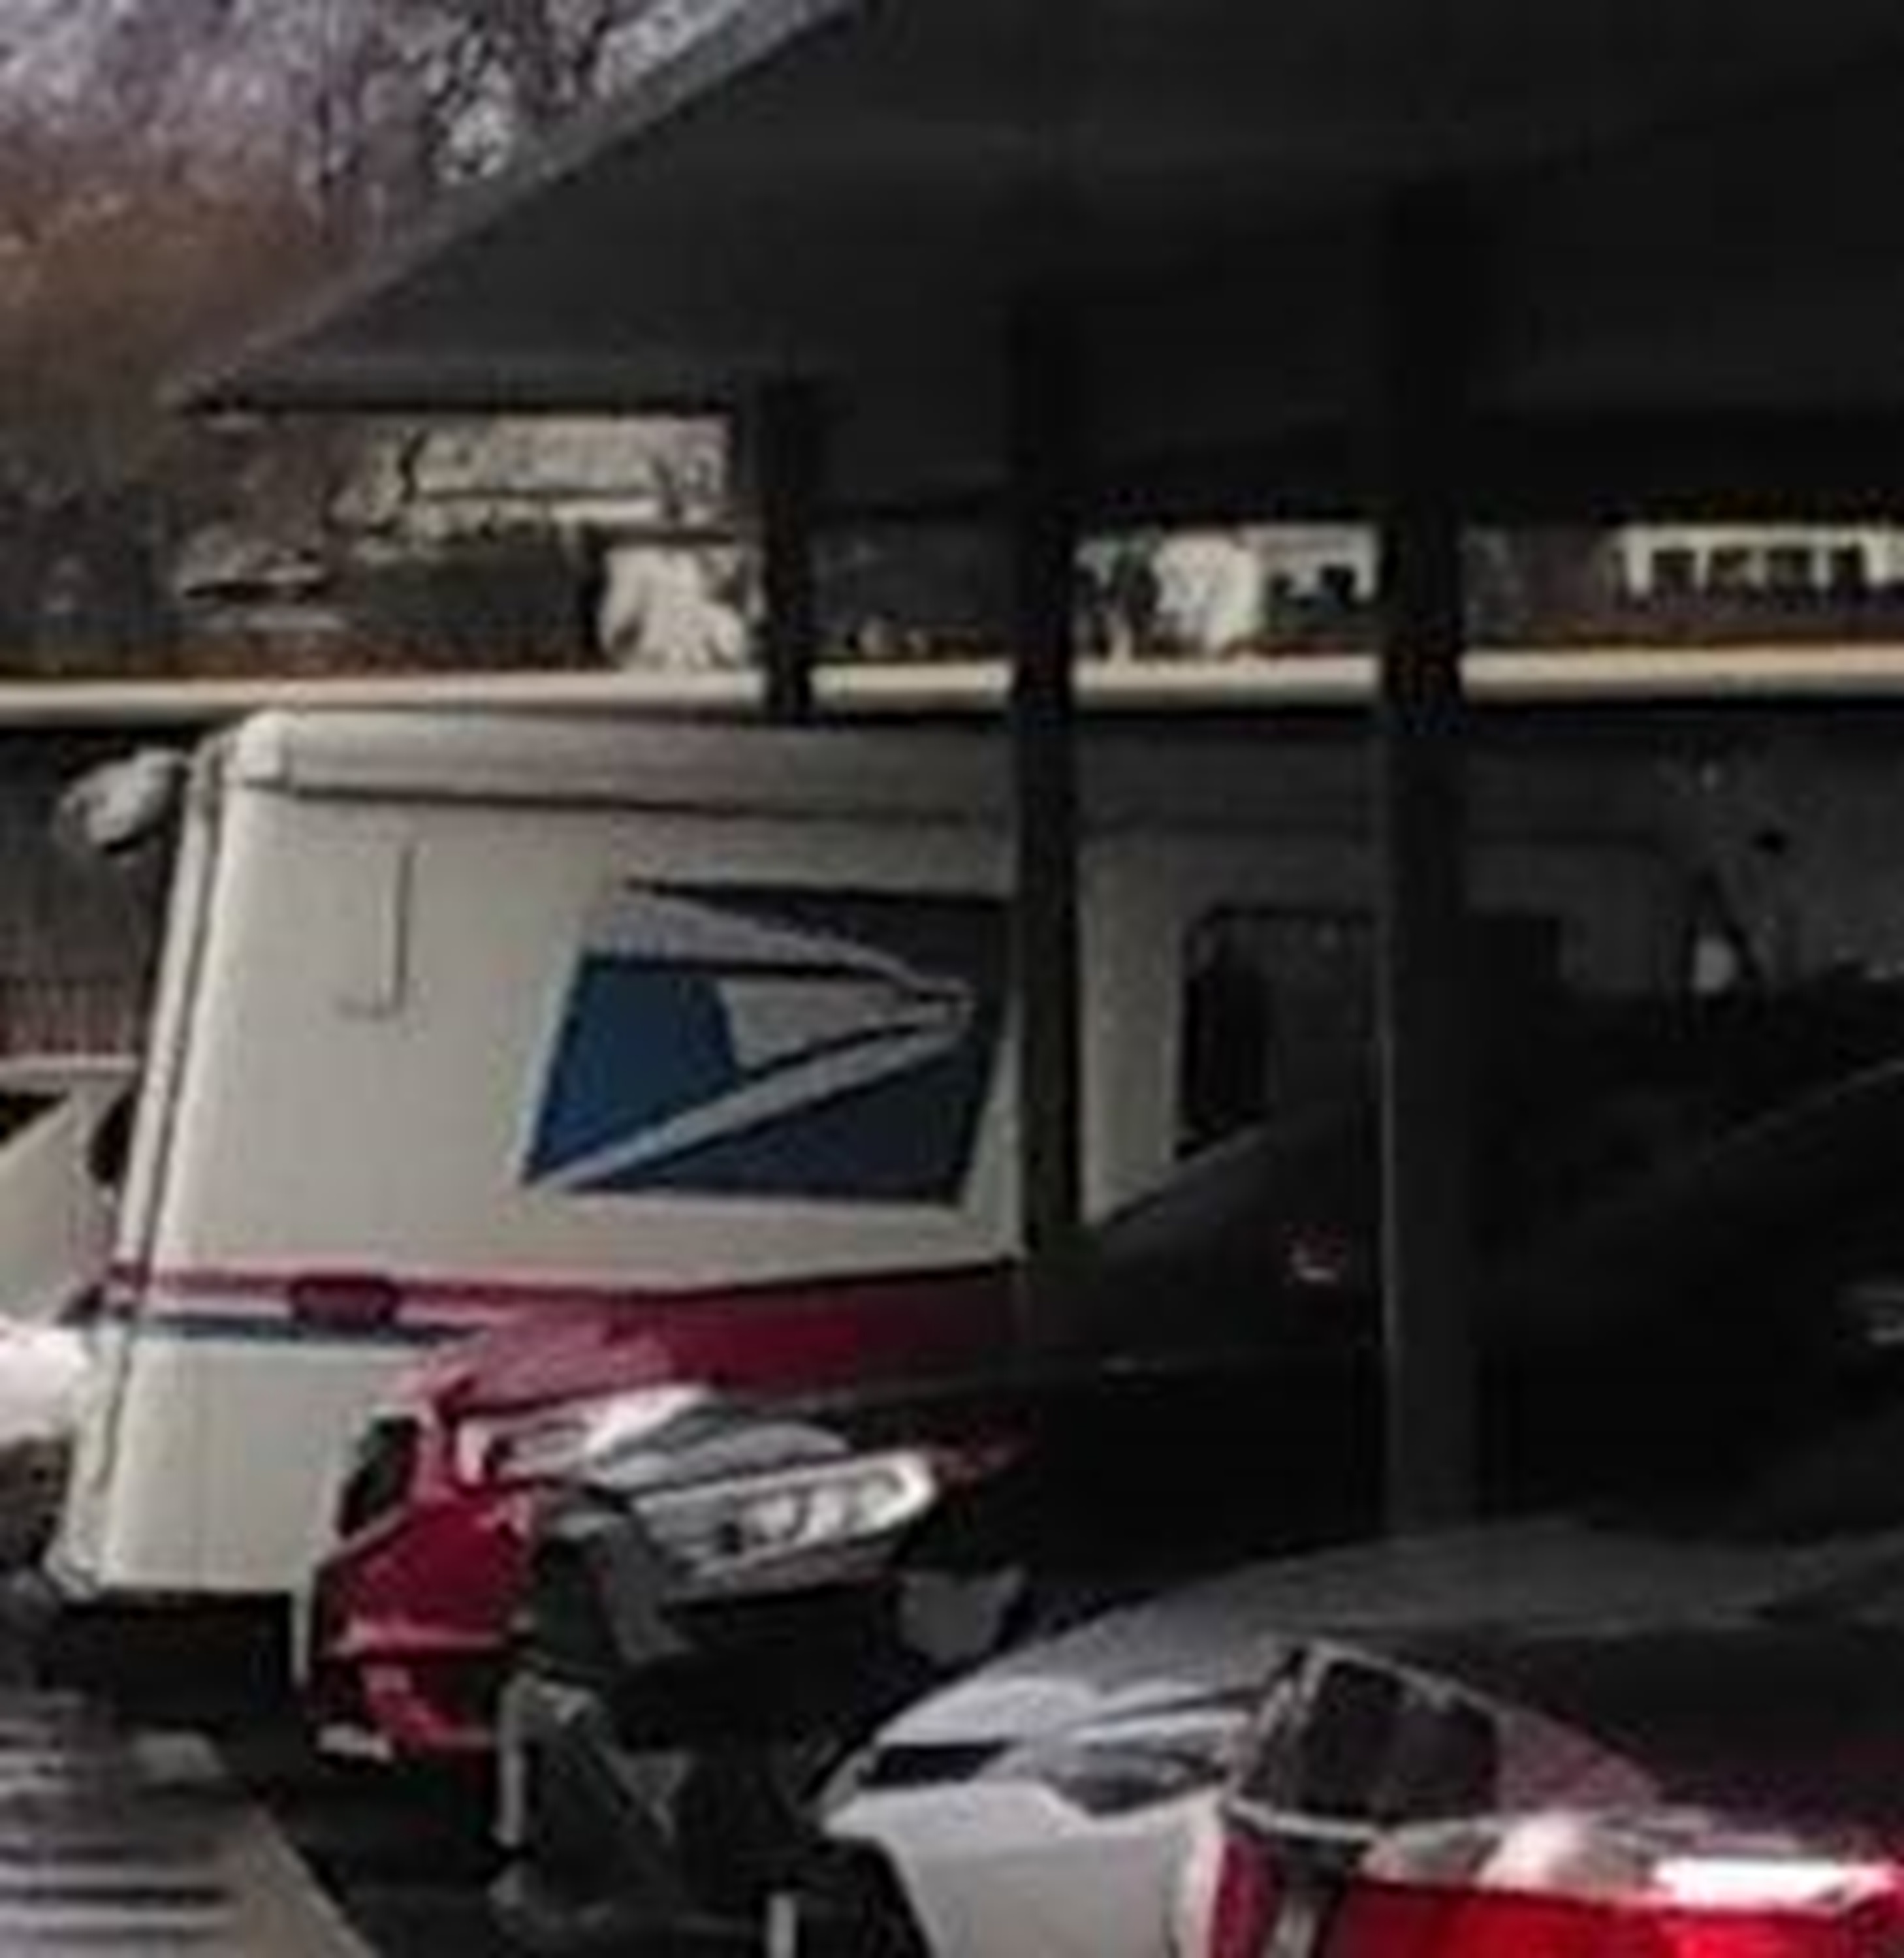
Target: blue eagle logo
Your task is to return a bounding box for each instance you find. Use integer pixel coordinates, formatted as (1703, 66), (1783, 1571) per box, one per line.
(525, 884), (1004, 1202)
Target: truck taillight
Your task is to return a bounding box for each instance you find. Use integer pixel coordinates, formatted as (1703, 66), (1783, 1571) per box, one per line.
(1327, 1812), (1904, 1958)
(288, 1271), (402, 1333)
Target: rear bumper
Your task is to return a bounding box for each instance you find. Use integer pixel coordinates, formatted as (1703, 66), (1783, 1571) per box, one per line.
(304, 1485), (532, 1762)
(307, 1633), (501, 1763)
(821, 1776), (1216, 1958)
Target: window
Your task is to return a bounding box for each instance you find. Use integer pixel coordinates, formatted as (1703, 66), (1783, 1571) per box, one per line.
(1706, 546), (1753, 592)
(1830, 545), (1869, 595)
(1766, 545), (1817, 595)
(1177, 909), (1583, 1158)
(526, 882), (1006, 1204)
(1179, 909), (1375, 1155)
(1318, 563), (1361, 610)
(1649, 546), (1697, 597)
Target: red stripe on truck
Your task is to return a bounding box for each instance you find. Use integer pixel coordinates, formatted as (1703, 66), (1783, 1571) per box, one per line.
(103, 1257), (1017, 1346)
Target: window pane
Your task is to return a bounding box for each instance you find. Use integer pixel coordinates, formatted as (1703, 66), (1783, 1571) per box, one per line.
(1179, 909), (1375, 1155)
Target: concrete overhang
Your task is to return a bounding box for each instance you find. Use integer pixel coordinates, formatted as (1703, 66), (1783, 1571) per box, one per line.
(190, 0), (1904, 519)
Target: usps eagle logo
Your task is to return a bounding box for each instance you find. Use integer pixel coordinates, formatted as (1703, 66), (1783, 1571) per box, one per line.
(526, 883), (1005, 1201)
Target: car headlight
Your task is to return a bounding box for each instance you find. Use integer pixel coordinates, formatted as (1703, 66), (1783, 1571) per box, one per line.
(452, 1385), (709, 1486)
(632, 1448), (942, 1588)
(989, 1696), (1253, 1818)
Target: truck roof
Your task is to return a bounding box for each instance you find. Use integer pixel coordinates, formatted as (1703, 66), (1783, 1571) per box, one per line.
(221, 704), (1588, 835)
(227, 708), (1016, 824)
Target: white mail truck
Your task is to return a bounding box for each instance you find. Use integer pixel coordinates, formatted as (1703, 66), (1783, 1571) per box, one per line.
(50, 707), (1684, 1616)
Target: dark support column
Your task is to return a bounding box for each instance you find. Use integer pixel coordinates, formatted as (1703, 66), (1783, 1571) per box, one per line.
(1006, 306), (1085, 1350)
(1374, 191), (1477, 1530)
(753, 381), (824, 721)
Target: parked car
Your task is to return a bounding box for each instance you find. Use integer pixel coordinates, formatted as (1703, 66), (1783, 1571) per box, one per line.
(1192, 1387), (1904, 1958)
(303, 1263), (1013, 1761)
(486, 1031), (1904, 1953)
(796, 1056), (1904, 1958)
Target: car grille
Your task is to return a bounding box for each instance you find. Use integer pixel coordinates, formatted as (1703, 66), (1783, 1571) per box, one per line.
(335, 1414), (420, 1539)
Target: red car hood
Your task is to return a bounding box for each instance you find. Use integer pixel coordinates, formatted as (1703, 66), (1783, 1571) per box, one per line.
(407, 1263), (1014, 1421)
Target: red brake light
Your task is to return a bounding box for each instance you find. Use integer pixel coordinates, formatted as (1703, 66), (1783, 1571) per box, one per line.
(1333, 1884), (1900, 1958)
(1206, 1827), (1280, 1958)
(1326, 1814), (1904, 1958)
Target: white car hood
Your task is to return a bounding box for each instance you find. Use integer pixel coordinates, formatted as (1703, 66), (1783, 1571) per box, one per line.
(0, 1083), (120, 1325)
(874, 1516), (1904, 1752)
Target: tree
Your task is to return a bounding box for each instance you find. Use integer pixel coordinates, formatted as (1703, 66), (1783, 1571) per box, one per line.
(0, 0), (723, 672)
(0, 97), (338, 661)
(305, 0), (718, 238)
(0, 0), (717, 381)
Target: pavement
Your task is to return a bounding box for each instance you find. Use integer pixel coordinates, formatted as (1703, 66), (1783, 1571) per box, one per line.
(0, 1696), (368, 1955)
(223, 1738), (518, 1958)
(0, 1578), (516, 1957)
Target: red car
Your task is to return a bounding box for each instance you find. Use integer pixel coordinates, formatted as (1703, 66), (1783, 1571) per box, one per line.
(302, 1263), (1013, 1762)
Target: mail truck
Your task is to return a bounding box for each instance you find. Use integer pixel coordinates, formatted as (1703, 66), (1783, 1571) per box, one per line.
(51, 707), (1683, 1620)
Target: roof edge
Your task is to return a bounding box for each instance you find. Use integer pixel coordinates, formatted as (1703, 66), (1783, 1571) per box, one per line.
(174, 0), (865, 417)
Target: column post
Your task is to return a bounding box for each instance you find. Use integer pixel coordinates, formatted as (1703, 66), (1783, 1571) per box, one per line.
(752, 380), (824, 721)
(1374, 190), (1478, 1528)
(1006, 304), (1085, 1348)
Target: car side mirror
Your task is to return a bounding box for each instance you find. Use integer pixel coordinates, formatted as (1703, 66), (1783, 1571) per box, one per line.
(55, 750), (186, 862)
